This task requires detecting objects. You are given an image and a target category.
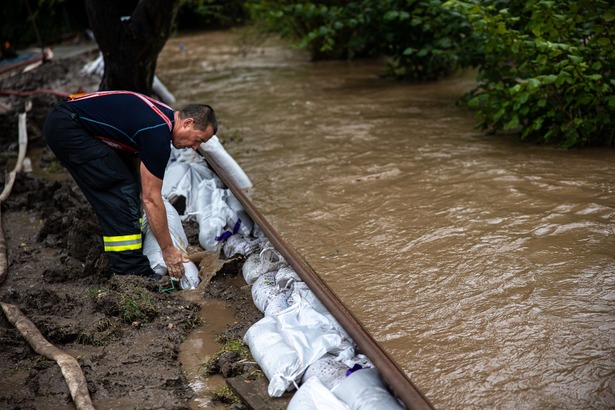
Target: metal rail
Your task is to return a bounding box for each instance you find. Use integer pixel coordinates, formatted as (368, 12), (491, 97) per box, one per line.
(198, 147), (435, 410)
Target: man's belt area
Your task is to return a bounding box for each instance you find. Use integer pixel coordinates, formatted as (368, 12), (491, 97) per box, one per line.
(53, 101), (139, 155)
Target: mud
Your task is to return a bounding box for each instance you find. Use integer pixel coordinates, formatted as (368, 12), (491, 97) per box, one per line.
(0, 47), (262, 409)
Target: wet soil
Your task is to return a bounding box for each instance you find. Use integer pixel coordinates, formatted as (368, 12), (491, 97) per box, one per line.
(0, 47), (263, 409)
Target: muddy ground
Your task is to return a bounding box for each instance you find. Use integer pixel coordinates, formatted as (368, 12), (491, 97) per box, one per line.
(0, 45), (264, 409)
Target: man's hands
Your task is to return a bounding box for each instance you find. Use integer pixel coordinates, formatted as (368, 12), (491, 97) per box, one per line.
(162, 245), (188, 279)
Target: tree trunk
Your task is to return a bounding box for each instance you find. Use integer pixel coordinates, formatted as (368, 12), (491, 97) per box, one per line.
(84, 0), (180, 95)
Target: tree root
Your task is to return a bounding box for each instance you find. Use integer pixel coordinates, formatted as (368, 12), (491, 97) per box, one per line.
(0, 302), (95, 410)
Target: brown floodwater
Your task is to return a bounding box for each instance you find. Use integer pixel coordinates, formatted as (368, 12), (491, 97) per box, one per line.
(158, 30), (615, 409)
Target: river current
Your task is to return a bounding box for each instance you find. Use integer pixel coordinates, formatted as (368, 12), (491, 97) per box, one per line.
(157, 30), (615, 409)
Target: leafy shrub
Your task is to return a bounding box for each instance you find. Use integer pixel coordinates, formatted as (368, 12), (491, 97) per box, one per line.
(246, 0), (386, 60)
(177, 0), (249, 30)
(446, 0), (615, 147)
(246, 0), (470, 79)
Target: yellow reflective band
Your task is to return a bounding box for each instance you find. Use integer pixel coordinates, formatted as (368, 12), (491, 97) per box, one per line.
(103, 234), (142, 252)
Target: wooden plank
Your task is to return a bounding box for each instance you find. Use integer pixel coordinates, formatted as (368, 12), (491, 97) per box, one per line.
(227, 374), (292, 410)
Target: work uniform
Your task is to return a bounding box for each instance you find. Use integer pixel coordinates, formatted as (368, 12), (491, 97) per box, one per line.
(44, 91), (175, 276)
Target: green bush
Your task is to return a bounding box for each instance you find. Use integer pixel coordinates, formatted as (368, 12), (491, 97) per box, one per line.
(246, 0), (470, 79)
(177, 0), (249, 30)
(245, 0), (386, 60)
(446, 0), (615, 147)
(381, 0), (474, 80)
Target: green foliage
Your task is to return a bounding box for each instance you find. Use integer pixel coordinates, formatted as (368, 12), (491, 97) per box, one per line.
(246, 0), (470, 79)
(0, 0), (89, 49)
(381, 0), (474, 80)
(177, 0), (249, 29)
(446, 0), (615, 147)
(246, 0), (384, 60)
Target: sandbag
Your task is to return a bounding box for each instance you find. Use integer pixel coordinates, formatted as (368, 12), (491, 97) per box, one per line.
(242, 247), (286, 285)
(199, 135), (252, 190)
(331, 368), (405, 410)
(288, 376), (350, 410)
(244, 295), (351, 397)
(301, 354), (350, 390)
(194, 178), (229, 251)
(142, 199), (201, 290)
(264, 292), (290, 317)
(275, 265), (301, 290)
(251, 272), (279, 313)
(143, 199), (190, 274)
(290, 282), (354, 348)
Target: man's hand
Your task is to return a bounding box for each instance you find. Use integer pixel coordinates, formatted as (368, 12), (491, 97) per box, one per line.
(162, 245), (188, 278)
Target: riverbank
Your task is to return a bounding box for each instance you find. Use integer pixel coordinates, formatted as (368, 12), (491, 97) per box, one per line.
(0, 42), (268, 409)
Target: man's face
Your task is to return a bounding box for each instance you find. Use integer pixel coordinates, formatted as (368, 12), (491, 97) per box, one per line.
(172, 118), (215, 151)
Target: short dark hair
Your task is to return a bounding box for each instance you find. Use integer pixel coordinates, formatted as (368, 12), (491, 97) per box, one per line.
(179, 104), (218, 134)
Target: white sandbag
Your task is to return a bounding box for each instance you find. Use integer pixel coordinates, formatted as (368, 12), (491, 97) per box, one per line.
(178, 261), (200, 290)
(195, 178), (229, 251)
(225, 192), (254, 236)
(290, 282), (354, 347)
(242, 247), (286, 285)
(251, 272), (279, 313)
(275, 265), (301, 290)
(301, 354), (350, 390)
(162, 161), (191, 204)
(244, 315), (300, 396)
(222, 234), (261, 258)
(152, 75), (176, 105)
(244, 296), (351, 397)
(143, 199), (190, 275)
(165, 149), (218, 217)
(331, 368), (405, 410)
(264, 292), (290, 317)
(288, 376), (350, 410)
(142, 201), (202, 289)
(81, 53), (104, 76)
(199, 135), (252, 190)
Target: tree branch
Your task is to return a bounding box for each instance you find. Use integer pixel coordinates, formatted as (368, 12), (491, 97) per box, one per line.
(1, 303), (95, 410)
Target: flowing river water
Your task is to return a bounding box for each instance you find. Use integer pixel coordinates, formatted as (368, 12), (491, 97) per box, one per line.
(157, 30), (615, 409)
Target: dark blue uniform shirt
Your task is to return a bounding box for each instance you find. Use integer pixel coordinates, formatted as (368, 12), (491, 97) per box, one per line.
(66, 91), (175, 179)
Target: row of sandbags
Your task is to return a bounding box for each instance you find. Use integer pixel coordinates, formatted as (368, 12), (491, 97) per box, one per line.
(158, 145), (405, 408)
(231, 239), (406, 409)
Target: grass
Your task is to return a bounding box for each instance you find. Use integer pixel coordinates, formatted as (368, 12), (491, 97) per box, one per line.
(118, 286), (159, 323)
(209, 386), (240, 405)
(201, 338), (253, 377)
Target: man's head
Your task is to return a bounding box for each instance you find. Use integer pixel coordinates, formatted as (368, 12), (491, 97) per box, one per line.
(172, 104), (218, 150)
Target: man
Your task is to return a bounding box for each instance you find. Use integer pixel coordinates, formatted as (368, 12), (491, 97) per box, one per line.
(43, 90), (218, 279)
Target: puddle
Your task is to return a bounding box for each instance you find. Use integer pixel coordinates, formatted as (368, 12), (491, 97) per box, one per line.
(179, 296), (237, 409)
(179, 251), (241, 409)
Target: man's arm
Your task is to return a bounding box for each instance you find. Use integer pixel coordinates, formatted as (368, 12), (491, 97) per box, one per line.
(140, 162), (186, 278)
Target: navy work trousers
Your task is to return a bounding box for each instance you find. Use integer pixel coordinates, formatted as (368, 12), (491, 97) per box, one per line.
(43, 102), (154, 277)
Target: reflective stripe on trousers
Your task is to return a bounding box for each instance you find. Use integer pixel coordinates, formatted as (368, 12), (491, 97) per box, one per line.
(103, 233), (143, 252)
